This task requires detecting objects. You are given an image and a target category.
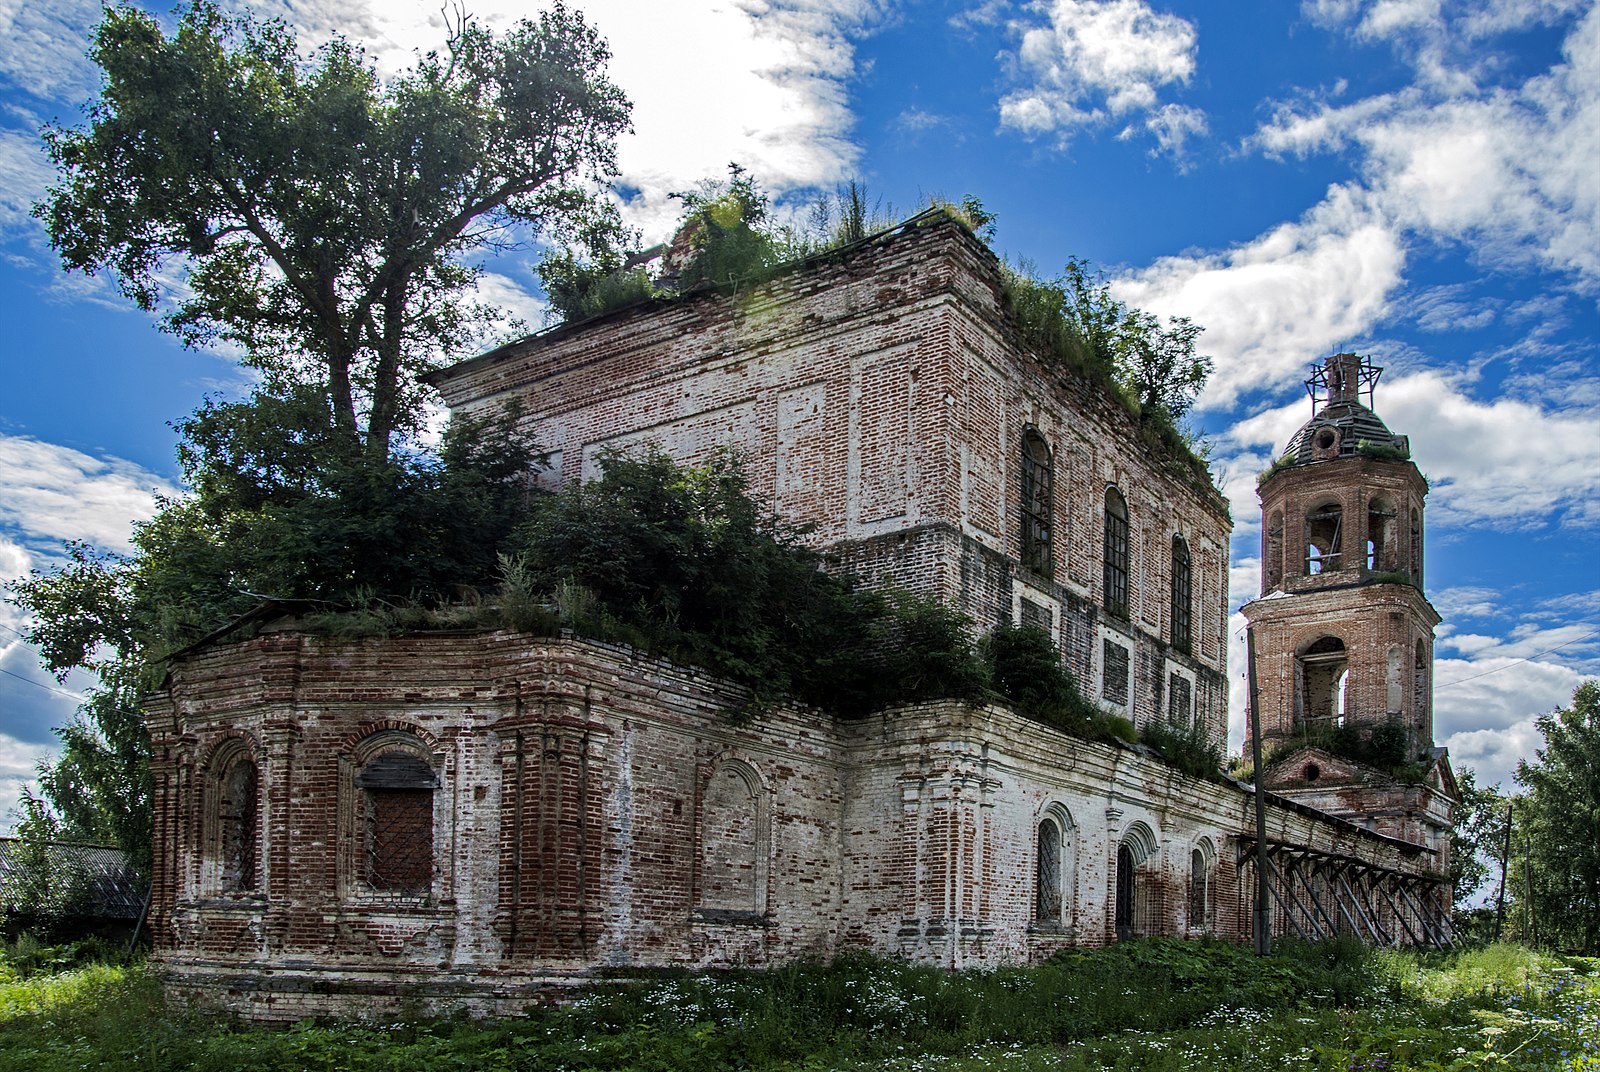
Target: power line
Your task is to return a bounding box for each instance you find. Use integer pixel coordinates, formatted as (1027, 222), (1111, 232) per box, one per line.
(1434, 628), (1599, 690)
(0, 665), (82, 702)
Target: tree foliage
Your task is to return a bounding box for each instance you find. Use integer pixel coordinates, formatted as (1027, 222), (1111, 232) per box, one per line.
(13, 0), (628, 869)
(1516, 680), (1600, 952)
(507, 448), (984, 715)
(38, 0), (630, 460)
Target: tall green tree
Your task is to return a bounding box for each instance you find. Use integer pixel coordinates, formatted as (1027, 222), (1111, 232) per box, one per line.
(38, 0), (630, 460)
(11, 0), (629, 866)
(1516, 681), (1600, 952)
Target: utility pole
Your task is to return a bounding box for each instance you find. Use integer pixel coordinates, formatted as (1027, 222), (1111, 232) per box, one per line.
(1494, 801), (1512, 941)
(1247, 627), (1272, 956)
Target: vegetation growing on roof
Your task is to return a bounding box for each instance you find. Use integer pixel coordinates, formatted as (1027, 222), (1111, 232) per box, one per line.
(1356, 438), (1411, 462)
(540, 170), (1216, 483)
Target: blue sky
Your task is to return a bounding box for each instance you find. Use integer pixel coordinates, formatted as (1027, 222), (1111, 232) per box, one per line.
(1, 0), (1597, 823)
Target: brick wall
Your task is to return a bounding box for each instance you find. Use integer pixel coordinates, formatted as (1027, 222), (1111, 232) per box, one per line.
(149, 631), (1438, 1020)
(432, 216), (1231, 744)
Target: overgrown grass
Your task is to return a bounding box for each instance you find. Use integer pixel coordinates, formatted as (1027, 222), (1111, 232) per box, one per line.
(2, 940), (1596, 1071)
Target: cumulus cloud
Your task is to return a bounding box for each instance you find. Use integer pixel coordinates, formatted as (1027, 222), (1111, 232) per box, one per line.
(1257, 6), (1600, 288)
(996, 0), (1201, 149)
(0, 0), (104, 102)
(1220, 370), (1600, 531)
(1115, 186), (1406, 409)
(1433, 652), (1586, 786)
(0, 435), (174, 553)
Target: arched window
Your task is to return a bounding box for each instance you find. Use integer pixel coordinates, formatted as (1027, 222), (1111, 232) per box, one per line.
(699, 761), (768, 914)
(1114, 844), (1136, 940)
(209, 743), (259, 894)
(1306, 501), (1343, 575)
(354, 743), (438, 896)
(1034, 806), (1077, 929)
(1298, 636), (1348, 728)
(1170, 536), (1192, 653)
(1020, 429), (1054, 578)
(1036, 817), (1062, 921)
(1189, 840), (1215, 933)
(1115, 823), (1157, 940)
(1103, 487), (1129, 617)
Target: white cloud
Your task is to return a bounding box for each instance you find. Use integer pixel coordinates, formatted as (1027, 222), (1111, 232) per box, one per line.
(1256, 7), (1600, 289)
(0, 0), (103, 102)
(1220, 370), (1600, 530)
(0, 435), (174, 553)
(1433, 653), (1586, 786)
(0, 734), (57, 834)
(997, 0), (1201, 148)
(1115, 186), (1406, 409)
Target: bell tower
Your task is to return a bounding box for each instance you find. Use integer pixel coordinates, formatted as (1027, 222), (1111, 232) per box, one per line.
(1244, 354), (1455, 853)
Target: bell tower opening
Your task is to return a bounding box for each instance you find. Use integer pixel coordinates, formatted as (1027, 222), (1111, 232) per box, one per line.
(1297, 635), (1348, 729)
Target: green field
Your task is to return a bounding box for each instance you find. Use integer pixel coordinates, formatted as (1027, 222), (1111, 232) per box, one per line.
(2, 939), (1595, 1071)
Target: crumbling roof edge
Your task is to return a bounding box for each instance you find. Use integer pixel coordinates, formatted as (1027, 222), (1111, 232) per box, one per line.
(425, 208), (983, 391)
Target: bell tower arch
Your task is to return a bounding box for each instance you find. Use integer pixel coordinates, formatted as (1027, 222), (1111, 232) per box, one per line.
(1244, 354), (1455, 858)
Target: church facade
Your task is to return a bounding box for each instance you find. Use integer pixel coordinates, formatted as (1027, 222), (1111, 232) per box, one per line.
(145, 214), (1454, 1020)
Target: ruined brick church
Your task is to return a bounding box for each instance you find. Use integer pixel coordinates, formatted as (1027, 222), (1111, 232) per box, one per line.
(146, 212), (1456, 1019)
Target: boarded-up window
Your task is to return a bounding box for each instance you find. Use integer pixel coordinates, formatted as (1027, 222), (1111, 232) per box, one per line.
(217, 752), (258, 893)
(1102, 640), (1130, 706)
(1168, 673), (1193, 724)
(700, 763), (763, 913)
(356, 751), (437, 895)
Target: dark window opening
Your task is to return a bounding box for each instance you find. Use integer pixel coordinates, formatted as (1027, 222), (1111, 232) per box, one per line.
(1168, 673), (1193, 724)
(1102, 640), (1130, 706)
(356, 750), (437, 895)
(1020, 430), (1054, 578)
(1036, 818), (1062, 922)
(1170, 536), (1192, 653)
(217, 755), (258, 893)
(1104, 488), (1129, 616)
(1115, 845), (1136, 940)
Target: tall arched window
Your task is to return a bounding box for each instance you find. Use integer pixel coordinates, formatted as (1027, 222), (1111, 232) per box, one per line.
(1170, 536), (1192, 654)
(1036, 817), (1062, 921)
(1298, 636), (1348, 728)
(1189, 840), (1215, 933)
(1306, 501), (1343, 575)
(1020, 429), (1054, 578)
(355, 743), (438, 896)
(1103, 487), (1129, 617)
(1114, 844), (1136, 940)
(209, 742), (259, 894)
(1367, 497), (1396, 572)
